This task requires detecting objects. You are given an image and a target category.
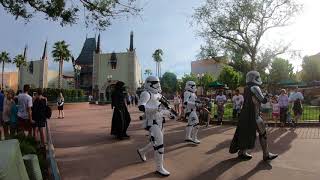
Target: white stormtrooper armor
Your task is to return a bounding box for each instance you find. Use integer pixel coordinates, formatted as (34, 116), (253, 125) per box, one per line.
(184, 81), (200, 144)
(240, 71), (278, 161)
(136, 76), (175, 176)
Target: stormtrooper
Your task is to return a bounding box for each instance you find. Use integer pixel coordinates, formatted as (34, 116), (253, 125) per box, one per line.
(183, 81), (201, 144)
(136, 76), (177, 176)
(229, 71), (278, 161)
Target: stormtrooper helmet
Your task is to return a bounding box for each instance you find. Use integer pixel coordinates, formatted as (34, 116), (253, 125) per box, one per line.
(144, 76), (161, 93)
(185, 81), (197, 93)
(246, 71), (262, 85)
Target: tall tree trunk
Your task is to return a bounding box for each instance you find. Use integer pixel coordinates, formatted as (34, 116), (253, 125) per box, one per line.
(250, 54), (257, 70)
(159, 62), (161, 78)
(2, 62), (4, 90)
(58, 59), (62, 89)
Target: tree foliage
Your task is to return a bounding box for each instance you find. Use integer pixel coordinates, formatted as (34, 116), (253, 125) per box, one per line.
(269, 58), (294, 83)
(160, 72), (178, 94)
(144, 69), (152, 76)
(52, 40), (71, 89)
(152, 49), (164, 77)
(199, 73), (215, 93)
(218, 66), (241, 90)
(13, 54), (27, 69)
(192, 0), (301, 69)
(0, 51), (11, 89)
(301, 55), (320, 82)
(0, 0), (141, 30)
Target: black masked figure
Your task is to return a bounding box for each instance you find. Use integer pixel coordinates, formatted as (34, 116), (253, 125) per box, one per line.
(111, 81), (131, 139)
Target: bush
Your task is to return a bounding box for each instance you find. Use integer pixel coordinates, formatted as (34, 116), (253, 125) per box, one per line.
(29, 88), (85, 102)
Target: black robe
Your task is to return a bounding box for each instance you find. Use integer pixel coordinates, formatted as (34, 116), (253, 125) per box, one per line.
(110, 88), (131, 138)
(229, 85), (257, 153)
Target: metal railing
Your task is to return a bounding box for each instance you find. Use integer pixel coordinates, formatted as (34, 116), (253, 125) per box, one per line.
(45, 122), (61, 180)
(210, 102), (320, 122)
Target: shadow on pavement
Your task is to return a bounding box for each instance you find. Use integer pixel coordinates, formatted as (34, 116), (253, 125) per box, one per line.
(191, 157), (244, 180)
(235, 161), (272, 180)
(127, 172), (168, 180)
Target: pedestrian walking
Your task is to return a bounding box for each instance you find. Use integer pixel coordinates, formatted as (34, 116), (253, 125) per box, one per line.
(173, 92), (181, 116)
(3, 89), (15, 138)
(57, 92), (64, 118)
(278, 89), (289, 127)
(17, 84), (34, 136)
(215, 90), (227, 125)
(232, 89), (243, 120)
(289, 86), (304, 124)
(32, 89), (48, 147)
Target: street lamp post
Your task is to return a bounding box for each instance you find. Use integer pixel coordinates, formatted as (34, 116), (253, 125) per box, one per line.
(107, 75), (113, 101)
(74, 65), (81, 89)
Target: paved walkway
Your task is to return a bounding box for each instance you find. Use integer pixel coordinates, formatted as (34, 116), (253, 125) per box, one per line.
(50, 105), (320, 180)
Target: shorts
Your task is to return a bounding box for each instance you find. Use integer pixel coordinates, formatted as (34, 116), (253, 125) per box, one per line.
(272, 112), (280, 117)
(35, 120), (46, 128)
(58, 105), (64, 110)
(18, 117), (32, 131)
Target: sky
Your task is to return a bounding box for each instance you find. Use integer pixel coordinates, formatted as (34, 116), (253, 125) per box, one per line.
(0, 0), (319, 78)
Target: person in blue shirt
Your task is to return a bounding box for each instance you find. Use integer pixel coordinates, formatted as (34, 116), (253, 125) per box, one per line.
(10, 97), (18, 136)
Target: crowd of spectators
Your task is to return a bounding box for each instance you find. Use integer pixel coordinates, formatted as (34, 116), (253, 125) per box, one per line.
(0, 84), (52, 147)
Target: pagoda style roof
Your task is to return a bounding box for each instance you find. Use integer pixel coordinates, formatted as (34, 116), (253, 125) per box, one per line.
(76, 38), (96, 65)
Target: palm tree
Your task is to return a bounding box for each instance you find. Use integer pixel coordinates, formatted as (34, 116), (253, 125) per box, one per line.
(152, 49), (163, 77)
(0, 51), (11, 90)
(144, 69), (152, 76)
(13, 54), (27, 90)
(52, 41), (71, 89)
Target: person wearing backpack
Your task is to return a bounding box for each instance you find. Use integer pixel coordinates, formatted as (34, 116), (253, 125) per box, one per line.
(32, 89), (47, 147)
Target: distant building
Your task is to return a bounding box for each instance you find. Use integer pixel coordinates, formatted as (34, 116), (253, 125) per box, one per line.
(191, 56), (228, 77)
(77, 31), (142, 101)
(19, 42), (48, 89)
(0, 72), (18, 91)
(19, 41), (74, 90)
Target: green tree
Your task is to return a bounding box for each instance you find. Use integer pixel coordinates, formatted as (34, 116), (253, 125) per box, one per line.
(0, 0), (141, 30)
(152, 49), (164, 77)
(301, 56), (320, 82)
(0, 51), (11, 90)
(200, 73), (215, 95)
(218, 66), (241, 90)
(269, 58), (294, 83)
(52, 41), (71, 89)
(192, 0), (301, 69)
(144, 69), (152, 76)
(160, 72), (178, 94)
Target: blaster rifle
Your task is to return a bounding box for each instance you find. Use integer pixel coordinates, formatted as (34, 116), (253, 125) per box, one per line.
(159, 96), (178, 116)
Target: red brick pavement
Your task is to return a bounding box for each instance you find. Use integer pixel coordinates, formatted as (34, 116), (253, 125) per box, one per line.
(50, 105), (320, 180)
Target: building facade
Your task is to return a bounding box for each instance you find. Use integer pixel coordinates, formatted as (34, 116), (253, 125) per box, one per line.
(19, 42), (48, 89)
(0, 72), (18, 91)
(77, 31), (142, 101)
(191, 56), (227, 77)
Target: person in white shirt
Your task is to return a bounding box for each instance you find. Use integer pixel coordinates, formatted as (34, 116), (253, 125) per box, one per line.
(232, 89), (244, 119)
(173, 92), (181, 116)
(215, 90), (227, 125)
(289, 86), (304, 124)
(17, 84), (34, 136)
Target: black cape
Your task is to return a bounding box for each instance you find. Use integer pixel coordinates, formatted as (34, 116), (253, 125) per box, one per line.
(110, 84), (131, 138)
(229, 85), (257, 153)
